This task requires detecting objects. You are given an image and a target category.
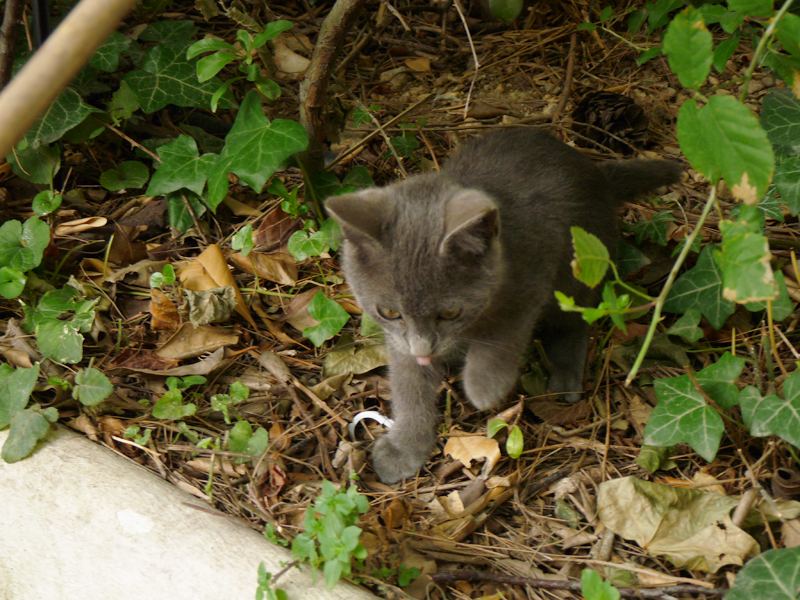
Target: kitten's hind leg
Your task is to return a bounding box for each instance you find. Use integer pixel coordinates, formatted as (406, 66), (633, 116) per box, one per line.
(540, 314), (591, 403)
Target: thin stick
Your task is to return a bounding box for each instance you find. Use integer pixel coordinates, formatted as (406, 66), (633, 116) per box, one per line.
(551, 33), (577, 122)
(0, 0), (24, 90)
(451, 0), (478, 119)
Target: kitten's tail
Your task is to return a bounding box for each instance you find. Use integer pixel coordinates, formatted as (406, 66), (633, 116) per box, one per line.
(598, 159), (683, 204)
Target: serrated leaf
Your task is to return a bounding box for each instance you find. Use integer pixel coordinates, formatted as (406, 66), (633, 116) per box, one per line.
(740, 369), (800, 448)
(725, 547), (800, 600)
(90, 31), (132, 72)
(303, 292), (350, 347)
(124, 41), (236, 114)
(0, 363), (40, 428)
(207, 91), (308, 211)
(100, 161), (150, 191)
(23, 88), (98, 148)
(0, 217), (50, 272)
(36, 319), (83, 364)
(73, 368), (114, 406)
(745, 271), (794, 320)
(8, 142), (60, 184)
(570, 226), (609, 288)
(146, 135), (217, 196)
(714, 226), (777, 303)
(728, 0), (774, 18)
(664, 245), (735, 329)
(645, 374), (724, 462)
(663, 7), (712, 90)
(2, 405), (54, 462)
(666, 309), (704, 342)
(773, 155), (800, 215)
(694, 352), (745, 410)
(678, 96), (774, 204)
(768, 53), (800, 99)
(140, 21), (198, 42)
(761, 90), (800, 154)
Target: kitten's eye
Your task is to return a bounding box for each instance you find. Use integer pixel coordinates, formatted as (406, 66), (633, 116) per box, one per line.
(377, 306), (402, 320)
(438, 308), (462, 320)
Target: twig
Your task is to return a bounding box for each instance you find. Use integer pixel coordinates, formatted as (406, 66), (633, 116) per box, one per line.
(626, 186), (718, 386)
(451, 0), (478, 119)
(288, 386), (338, 482)
(551, 33), (577, 122)
(428, 570), (726, 598)
(0, 0), (24, 90)
(739, 0), (795, 103)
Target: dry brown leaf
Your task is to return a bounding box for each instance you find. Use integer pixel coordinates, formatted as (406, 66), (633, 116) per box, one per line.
(444, 435), (500, 471)
(274, 35), (311, 76)
(382, 498), (410, 530)
(107, 258), (168, 286)
(192, 244), (256, 328)
(54, 216), (107, 236)
(155, 324), (239, 360)
(258, 350), (292, 384)
(282, 288), (320, 332)
(529, 398), (591, 426)
(229, 251), (297, 286)
(405, 57), (430, 72)
(782, 518), (800, 548)
(149, 288), (182, 330)
(221, 195), (260, 216)
(81, 257), (114, 284)
(108, 222), (148, 266)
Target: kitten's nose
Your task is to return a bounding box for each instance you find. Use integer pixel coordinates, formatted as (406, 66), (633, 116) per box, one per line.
(408, 335), (432, 359)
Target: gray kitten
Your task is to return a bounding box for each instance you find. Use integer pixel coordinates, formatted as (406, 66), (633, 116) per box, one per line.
(326, 128), (681, 484)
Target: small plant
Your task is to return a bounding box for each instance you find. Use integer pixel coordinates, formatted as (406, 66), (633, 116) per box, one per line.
(151, 375), (206, 420)
(149, 263), (176, 288)
(487, 418), (524, 459)
(210, 381), (251, 423)
(124, 426), (152, 446)
(581, 569), (620, 600)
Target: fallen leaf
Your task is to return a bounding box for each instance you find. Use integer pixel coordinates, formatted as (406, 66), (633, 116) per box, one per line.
(150, 288), (182, 330)
(54, 216), (107, 236)
(155, 323), (239, 360)
(405, 57), (430, 72)
(193, 244), (256, 328)
(229, 251), (297, 286)
(444, 435), (501, 471)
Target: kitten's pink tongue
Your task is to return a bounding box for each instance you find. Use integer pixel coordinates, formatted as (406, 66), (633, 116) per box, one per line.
(416, 355), (433, 366)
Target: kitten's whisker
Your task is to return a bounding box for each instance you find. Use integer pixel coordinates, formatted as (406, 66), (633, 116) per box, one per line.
(457, 337), (518, 351)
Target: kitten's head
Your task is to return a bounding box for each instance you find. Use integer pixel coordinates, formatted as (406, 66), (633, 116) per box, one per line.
(327, 176), (503, 364)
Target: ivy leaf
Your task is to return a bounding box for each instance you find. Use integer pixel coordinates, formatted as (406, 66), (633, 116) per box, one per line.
(8, 143), (61, 184)
(761, 90), (800, 155)
(303, 292), (350, 347)
(90, 31), (132, 72)
(207, 91), (308, 211)
(166, 190), (207, 232)
(140, 21), (198, 42)
(773, 155), (800, 215)
(726, 548), (800, 600)
(570, 226), (609, 288)
(694, 352), (746, 410)
(745, 271), (794, 321)
(0, 363), (40, 428)
(629, 210), (675, 246)
(740, 369), (800, 448)
(663, 6), (712, 90)
(663, 244), (735, 330)
(23, 88), (98, 148)
(714, 223), (777, 304)
(678, 96), (774, 204)
(666, 309), (704, 342)
(73, 368), (114, 407)
(644, 373), (725, 462)
(2, 405), (58, 463)
(288, 230), (327, 261)
(146, 135), (217, 196)
(617, 240), (651, 279)
(124, 41), (236, 114)
(0, 217), (50, 272)
(730, 192), (785, 222)
(581, 570), (620, 600)
(100, 161), (150, 191)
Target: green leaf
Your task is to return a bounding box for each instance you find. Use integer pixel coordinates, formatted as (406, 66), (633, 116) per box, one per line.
(232, 223), (255, 257)
(100, 161), (150, 191)
(644, 373), (724, 462)
(719, 9), (746, 33)
(713, 32), (740, 72)
(778, 13), (800, 60)
(714, 223), (777, 304)
(666, 309), (703, 342)
(761, 90), (800, 154)
(124, 41), (237, 114)
(773, 155), (800, 215)
(23, 88), (98, 148)
(581, 569), (620, 600)
(600, 7), (613, 22)
(694, 352), (745, 410)
(146, 135), (217, 196)
(506, 425), (523, 459)
(32, 190), (62, 216)
(0, 363), (40, 428)
(730, 192), (785, 222)
(0, 267), (26, 299)
(678, 96), (774, 204)
(229, 420), (269, 456)
(629, 210), (674, 246)
(196, 51), (238, 82)
(570, 227), (609, 288)
(663, 245), (735, 330)
(186, 38), (237, 59)
(288, 230), (327, 261)
(646, 0), (684, 33)
(207, 91), (308, 211)
(489, 0), (523, 23)
(635, 46), (663, 66)
(166, 190), (207, 232)
(36, 319), (83, 364)
(0, 217), (50, 272)
(140, 21), (198, 42)
(152, 389), (196, 420)
(635, 445), (676, 473)
(253, 20), (294, 46)
(90, 31), (132, 72)
(726, 547), (800, 600)
(303, 292), (350, 347)
(73, 368), (114, 406)
(740, 369), (800, 448)
(2, 405), (56, 463)
(323, 558), (344, 589)
(616, 240), (651, 279)
(745, 271), (794, 321)
(728, 0), (774, 18)
(487, 418), (508, 438)
(8, 142), (61, 184)
(663, 7), (712, 90)
(108, 80), (141, 124)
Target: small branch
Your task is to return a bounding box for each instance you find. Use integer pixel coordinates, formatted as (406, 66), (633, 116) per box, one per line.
(428, 570), (726, 598)
(551, 33), (577, 122)
(626, 186), (718, 386)
(739, 0), (795, 103)
(451, 0), (478, 119)
(0, 0), (24, 90)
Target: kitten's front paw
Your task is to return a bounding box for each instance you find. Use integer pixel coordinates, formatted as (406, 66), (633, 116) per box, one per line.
(549, 369), (583, 403)
(372, 434), (433, 484)
(463, 365), (516, 410)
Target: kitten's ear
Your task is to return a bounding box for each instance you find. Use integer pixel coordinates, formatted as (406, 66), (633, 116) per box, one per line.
(441, 189), (499, 256)
(326, 189), (390, 244)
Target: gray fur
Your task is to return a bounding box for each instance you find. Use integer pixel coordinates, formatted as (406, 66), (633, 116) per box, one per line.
(326, 128), (681, 484)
